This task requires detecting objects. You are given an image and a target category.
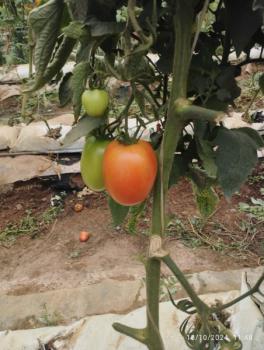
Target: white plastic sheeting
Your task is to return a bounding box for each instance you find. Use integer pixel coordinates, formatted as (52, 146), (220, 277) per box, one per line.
(0, 155), (80, 186)
(0, 84), (21, 101)
(0, 291), (241, 350)
(0, 114), (84, 153)
(231, 273), (264, 350)
(0, 62), (75, 83)
(0, 125), (21, 150)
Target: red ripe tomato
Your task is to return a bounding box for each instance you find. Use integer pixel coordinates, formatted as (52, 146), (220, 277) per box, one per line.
(103, 140), (158, 206)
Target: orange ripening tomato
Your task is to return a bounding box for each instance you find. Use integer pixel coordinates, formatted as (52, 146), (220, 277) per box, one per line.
(103, 140), (158, 206)
(79, 231), (90, 242)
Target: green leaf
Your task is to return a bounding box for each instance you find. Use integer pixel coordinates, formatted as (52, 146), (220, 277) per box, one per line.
(71, 62), (91, 121)
(66, 0), (89, 21)
(126, 56), (155, 83)
(237, 127), (264, 148)
(156, 56), (173, 74)
(188, 166), (216, 189)
(134, 89), (146, 117)
(225, 0), (262, 55)
(59, 72), (72, 107)
(26, 36), (76, 92)
(62, 116), (104, 146)
(214, 126), (260, 197)
(127, 201), (146, 234)
(76, 37), (97, 63)
(86, 19), (125, 37)
(63, 21), (89, 40)
(169, 155), (190, 187)
(193, 185), (219, 219)
(108, 197), (130, 226)
(29, 0), (64, 77)
(258, 73), (264, 94)
(196, 138), (217, 178)
(216, 66), (241, 102)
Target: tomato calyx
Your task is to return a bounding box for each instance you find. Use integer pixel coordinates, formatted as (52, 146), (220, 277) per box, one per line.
(116, 132), (139, 146)
(88, 72), (106, 90)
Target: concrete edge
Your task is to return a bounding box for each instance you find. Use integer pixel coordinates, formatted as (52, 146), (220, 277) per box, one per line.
(0, 266), (263, 331)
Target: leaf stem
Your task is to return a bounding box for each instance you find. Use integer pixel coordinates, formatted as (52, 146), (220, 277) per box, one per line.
(162, 255), (210, 314)
(211, 272), (264, 312)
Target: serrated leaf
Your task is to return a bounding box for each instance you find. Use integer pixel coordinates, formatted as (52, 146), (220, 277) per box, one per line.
(59, 72), (72, 107)
(214, 126), (259, 197)
(188, 166), (216, 189)
(25, 36), (76, 92)
(193, 185), (219, 218)
(29, 0), (64, 77)
(108, 197), (130, 226)
(63, 21), (89, 40)
(124, 56), (154, 83)
(71, 62), (91, 121)
(196, 138), (217, 178)
(62, 116), (104, 146)
(76, 37), (96, 63)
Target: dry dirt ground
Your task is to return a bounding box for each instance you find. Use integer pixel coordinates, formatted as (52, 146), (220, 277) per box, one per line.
(0, 161), (263, 297)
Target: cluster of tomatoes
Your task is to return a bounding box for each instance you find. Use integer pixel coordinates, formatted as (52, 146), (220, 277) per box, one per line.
(80, 89), (158, 206)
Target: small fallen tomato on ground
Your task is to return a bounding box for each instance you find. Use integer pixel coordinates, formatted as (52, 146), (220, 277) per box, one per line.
(79, 231), (91, 242)
(74, 203), (84, 212)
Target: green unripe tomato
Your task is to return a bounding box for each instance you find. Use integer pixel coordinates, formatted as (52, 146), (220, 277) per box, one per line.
(81, 89), (109, 117)
(80, 137), (110, 192)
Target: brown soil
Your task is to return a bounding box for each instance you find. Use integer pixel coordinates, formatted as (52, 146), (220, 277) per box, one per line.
(0, 93), (72, 125)
(0, 161), (263, 296)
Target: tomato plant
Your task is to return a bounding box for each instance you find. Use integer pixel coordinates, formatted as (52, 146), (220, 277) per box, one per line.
(103, 140), (158, 206)
(82, 89), (109, 117)
(81, 137), (110, 192)
(27, 0), (264, 349)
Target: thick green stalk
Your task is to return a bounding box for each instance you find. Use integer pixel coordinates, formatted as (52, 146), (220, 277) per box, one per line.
(113, 258), (164, 349)
(114, 2), (195, 349)
(146, 2), (194, 350)
(161, 3), (194, 189)
(145, 258), (164, 350)
(152, 1), (194, 236)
